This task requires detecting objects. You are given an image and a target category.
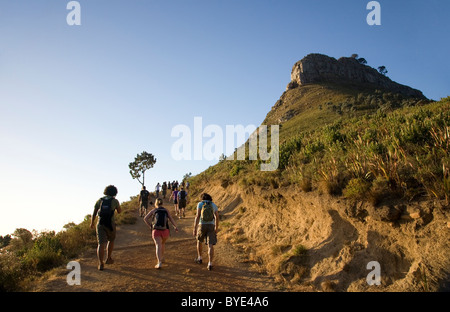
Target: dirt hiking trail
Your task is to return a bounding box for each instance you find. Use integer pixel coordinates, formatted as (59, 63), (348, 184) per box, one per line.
(34, 199), (279, 292)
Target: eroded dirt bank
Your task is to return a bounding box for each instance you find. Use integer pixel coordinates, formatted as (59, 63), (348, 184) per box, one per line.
(206, 182), (450, 292)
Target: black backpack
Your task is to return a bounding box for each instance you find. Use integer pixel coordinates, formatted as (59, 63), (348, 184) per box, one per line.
(179, 190), (187, 200)
(141, 190), (149, 202)
(152, 207), (168, 230)
(98, 197), (114, 231)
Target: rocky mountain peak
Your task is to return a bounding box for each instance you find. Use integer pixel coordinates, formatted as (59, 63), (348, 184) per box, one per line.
(286, 53), (425, 99)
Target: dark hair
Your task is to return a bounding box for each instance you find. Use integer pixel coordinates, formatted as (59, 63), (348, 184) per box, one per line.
(104, 185), (118, 197)
(201, 193), (212, 201)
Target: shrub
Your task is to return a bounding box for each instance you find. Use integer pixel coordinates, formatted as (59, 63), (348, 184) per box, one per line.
(58, 216), (96, 258)
(343, 178), (371, 200)
(323, 123), (346, 144)
(318, 157), (347, 196)
(292, 245), (307, 257)
(399, 119), (432, 145)
(302, 140), (325, 163)
(300, 178), (312, 192)
(279, 137), (302, 170)
(269, 177), (279, 189)
(229, 163), (244, 177)
(0, 252), (27, 291)
(24, 231), (65, 272)
(221, 178), (230, 188)
(368, 176), (392, 205)
(0, 235), (11, 248)
(271, 244), (290, 256)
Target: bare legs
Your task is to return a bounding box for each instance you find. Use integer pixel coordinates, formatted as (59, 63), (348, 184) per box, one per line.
(97, 241), (114, 270)
(153, 236), (168, 268)
(139, 204), (148, 218)
(196, 241), (214, 269)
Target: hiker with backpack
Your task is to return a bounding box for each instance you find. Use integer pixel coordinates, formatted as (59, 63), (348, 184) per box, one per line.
(143, 198), (179, 269)
(171, 187), (180, 217)
(138, 185), (151, 218)
(193, 193), (219, 271)
(90, 185), (122, 271)
(162, 181), (167, 199)
(177, 186), (188, 219)
(155, 182), (161, 198)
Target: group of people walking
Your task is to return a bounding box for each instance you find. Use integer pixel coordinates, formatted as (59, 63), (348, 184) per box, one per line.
(90, 184), (219, 272)
(138, 182), (189, 219)
(155, 180), (190, 200)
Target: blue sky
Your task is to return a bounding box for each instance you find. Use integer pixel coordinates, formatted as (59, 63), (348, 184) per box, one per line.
(0, 0), (449, 236)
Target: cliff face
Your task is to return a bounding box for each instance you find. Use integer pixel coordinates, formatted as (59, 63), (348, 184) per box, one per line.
(286, 54), (426, 99)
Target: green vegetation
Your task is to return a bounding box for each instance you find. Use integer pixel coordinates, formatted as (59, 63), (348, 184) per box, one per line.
(284, 95), (449, 202)
(190, 87), (449, 206)
(0, 196), (138, 291)
(0, 218), (95, 291)
(291, 244), (307, 257)
(278, 136), (302, 170)
(264, 83), (427, 142)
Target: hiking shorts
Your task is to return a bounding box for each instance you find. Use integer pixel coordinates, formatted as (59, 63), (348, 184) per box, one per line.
(197, 224), (217, 245)
(96, 223), (116, 245)
(178, 199), (187, 209)
(152, 229), (170, 239)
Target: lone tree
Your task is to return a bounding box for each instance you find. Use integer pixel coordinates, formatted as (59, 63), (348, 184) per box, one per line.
(129, 151), (157, 187)
(378, 66), (388, 76)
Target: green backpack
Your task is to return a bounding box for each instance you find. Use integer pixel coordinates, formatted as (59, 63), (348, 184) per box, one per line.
(201, 201), (215, 222)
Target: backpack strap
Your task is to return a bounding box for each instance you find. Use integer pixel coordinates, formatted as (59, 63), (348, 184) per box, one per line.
(97, 197), (105, 215)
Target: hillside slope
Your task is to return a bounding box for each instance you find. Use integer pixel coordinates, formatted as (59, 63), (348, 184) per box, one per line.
(188, 54), (450, 291)
(188, 180), (449, 291)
